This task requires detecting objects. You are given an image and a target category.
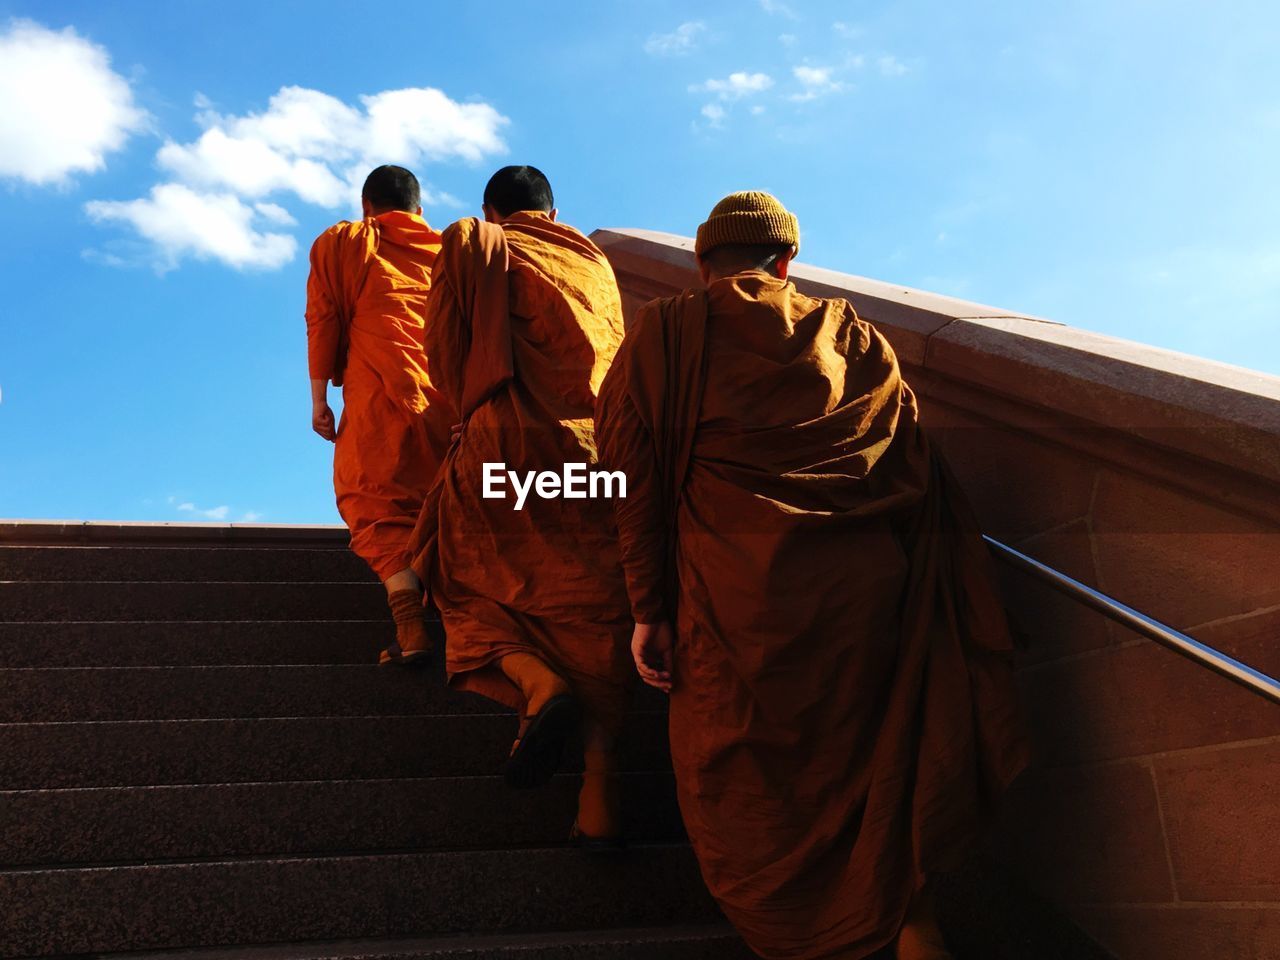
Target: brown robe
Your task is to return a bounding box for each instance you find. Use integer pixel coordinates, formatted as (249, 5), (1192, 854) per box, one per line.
(595, 272), (1029, 960)
(409, 212), (632, 731)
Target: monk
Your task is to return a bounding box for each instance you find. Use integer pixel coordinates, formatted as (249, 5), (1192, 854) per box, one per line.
(595, 192), (1030, 960)
(306, 164), (446, 665)
(408, 166), (632, 844)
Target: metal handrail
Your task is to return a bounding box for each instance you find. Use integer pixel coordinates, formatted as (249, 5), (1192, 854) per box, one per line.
(984, 535), (1280, 706)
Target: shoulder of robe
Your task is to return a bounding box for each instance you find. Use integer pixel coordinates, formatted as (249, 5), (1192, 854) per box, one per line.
(309, 219), (369, 252)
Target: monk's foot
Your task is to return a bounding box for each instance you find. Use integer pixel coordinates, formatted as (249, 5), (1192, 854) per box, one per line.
(380, 589), (433, 668)
(570, 753), (623, 851)
(895, 889), (952, 960)
(503, 693), (581, 789)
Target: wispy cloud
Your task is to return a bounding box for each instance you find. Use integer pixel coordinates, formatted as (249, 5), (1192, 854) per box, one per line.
(759, 0), (798, 19)
(644, 21), (705, 57)
(833, 21), (863, 38)
(167, 496), (263, 523)
(878, 55), (909, 77)
(790, 65), (845, 101)
(692, 72), (775, 100)
(701, 103), (727, 129)
(87, 85), (509, 272)
(778, 33), (798, 47)
(0, 20), (149, 186)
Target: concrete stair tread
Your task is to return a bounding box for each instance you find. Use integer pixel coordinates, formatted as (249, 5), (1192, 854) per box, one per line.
(0, 581), (388, 621)
(0, 773), (685, 866)
(0, 545), (375, 583)
(0, 714), (672, 788)
(0, 620), (393, 666)
(53, 924), (751, 960)
(0, 844), (722, 956)
(0, 663), (668, 721)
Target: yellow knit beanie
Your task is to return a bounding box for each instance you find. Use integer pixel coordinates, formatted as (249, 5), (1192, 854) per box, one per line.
(695, 191), (800, 257)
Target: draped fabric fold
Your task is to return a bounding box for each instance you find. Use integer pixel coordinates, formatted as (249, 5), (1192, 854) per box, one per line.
(409, 213), (632, 731)
(595, 272), (1029, 960)
(304, 210), (446, 579)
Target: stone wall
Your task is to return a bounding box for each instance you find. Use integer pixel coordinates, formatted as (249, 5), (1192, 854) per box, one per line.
(593, 228), (1280, 960)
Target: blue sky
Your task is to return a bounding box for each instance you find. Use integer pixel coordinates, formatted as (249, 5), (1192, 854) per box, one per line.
(2, 0), (1278, 524)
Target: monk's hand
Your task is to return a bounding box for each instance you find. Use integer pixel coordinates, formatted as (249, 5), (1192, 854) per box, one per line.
(312, 401), (336, 442)
(632, 621), (674, 693)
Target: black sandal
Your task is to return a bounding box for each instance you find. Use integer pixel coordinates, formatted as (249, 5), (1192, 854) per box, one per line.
(569, 820), (626, 853)
(503, 693), (581, 789)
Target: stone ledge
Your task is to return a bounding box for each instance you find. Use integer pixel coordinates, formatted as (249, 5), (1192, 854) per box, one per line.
(0, 521), (349, 546)
(593, 227), (1280, 498)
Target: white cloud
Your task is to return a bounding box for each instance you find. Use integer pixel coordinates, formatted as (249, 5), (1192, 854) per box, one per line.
(240, 511), (264, 522)
(778, 33), (798, 47)
(645, 21), (705, 56)
(879, 55), (909, 77)
(692, 72), (774, 100)
(87, 84), (508, 270)
(86, 184), (296, 272)
(701, 103), (727, 129)
(751, 105), (767, 116)
(833, 21), (863, 38)
(790, 64), (846, 101)
(0, 20), (148, 185)
(759, 0), (798, 18)
(173, 500), (231, 520)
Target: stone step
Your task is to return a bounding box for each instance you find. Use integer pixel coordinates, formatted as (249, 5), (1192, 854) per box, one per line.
(89, 926), (753, 960)
(0, 662), (666, 722)
(0, 714), (672, 789)
(0, 664), (490, 722)
(0, 620), (393, 667)
(0, 772), (684, 866)
(0, 845), (722, 957)
(0, 581), (388, 622)
(0, 545), (373, 583)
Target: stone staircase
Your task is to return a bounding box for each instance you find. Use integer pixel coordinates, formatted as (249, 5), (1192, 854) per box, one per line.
(0, 530), (747, 959)
(0, 527), (1121, 959)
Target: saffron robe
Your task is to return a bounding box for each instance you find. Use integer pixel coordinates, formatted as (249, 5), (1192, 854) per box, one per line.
(305, 210), (446, 580)
(409, 213), (632, 731)
(595, 272), (1029, 960)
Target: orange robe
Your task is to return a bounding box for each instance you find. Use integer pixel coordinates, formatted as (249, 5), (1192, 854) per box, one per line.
(305, 210), (447, 580)
(595, 273), (1030, 960)
(409, 213), (632, 730)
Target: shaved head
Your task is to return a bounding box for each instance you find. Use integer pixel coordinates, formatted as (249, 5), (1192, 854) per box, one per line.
(700, 242), (794, 276)
(362, 165), (421, 213)
(483, 165), (554, 218)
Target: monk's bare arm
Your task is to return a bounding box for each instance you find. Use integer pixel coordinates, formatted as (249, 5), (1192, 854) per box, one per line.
(310, 378), (335, 442)
(304, 229), (344, 441)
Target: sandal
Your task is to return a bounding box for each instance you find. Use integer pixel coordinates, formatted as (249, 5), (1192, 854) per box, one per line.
(569, 819), (626, 853)
(503, 693), (581, 789)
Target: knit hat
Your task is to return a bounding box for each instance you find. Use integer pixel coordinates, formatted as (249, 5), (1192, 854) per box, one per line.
(695, 191), (800, 257)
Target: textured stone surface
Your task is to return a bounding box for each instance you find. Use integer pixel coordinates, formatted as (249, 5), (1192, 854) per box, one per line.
(1018, 639), (1280, 765)
(0, 845), (722, 956)
(0, 772), (684, 866)
(1004, 520), (1115, 665)
(0, 619), (394, 667)
(1072, 906), (1280, 960)
(0, 580), (388, 621)
(1089, 468), (1280, 630)
(991, 761), (1174, 904)
(1156, 740), (1280, 902)
(0, 663), (498, 721)
(0, 713), (672, 789)
(75, 926), (755, 959)
(0, 544), (373, 582)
